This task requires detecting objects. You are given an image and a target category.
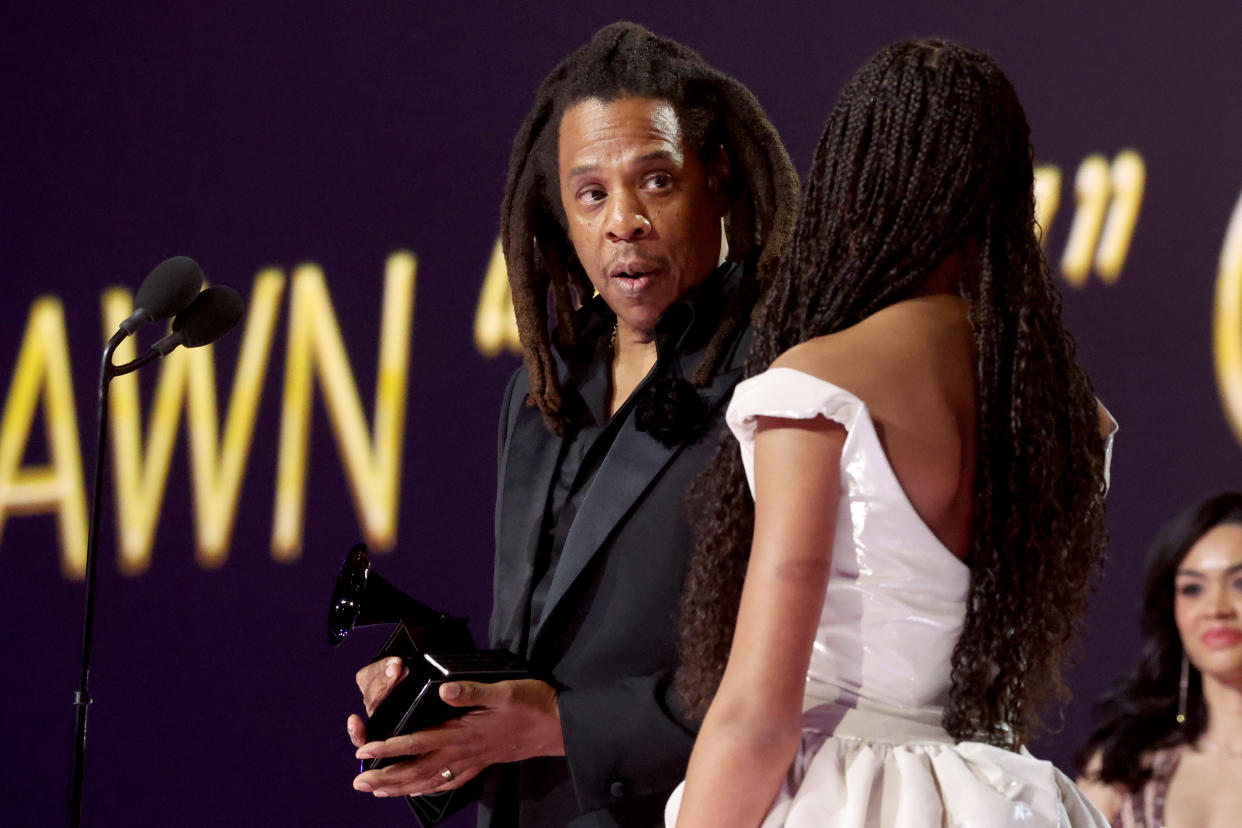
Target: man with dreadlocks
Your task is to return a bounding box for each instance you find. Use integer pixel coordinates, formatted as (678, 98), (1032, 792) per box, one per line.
(346, 22), (798, 827)
(668, 39), (1114, 827)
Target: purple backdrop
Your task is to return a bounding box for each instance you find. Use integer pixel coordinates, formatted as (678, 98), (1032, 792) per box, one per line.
(3, 2), (1240, 824)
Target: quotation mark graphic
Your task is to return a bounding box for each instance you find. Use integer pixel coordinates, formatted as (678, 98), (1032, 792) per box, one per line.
(1034, 150), (1146, 289)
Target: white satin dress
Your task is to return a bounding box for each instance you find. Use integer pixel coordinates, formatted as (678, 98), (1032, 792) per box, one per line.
(665, 367), (1112, 828)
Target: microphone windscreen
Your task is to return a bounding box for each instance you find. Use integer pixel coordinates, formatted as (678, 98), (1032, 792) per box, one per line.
(135, 256), (204, 321)
(171, 285), (244, 347)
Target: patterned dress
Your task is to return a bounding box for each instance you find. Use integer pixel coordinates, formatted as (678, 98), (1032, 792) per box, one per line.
(1112, 748), (1182, 828)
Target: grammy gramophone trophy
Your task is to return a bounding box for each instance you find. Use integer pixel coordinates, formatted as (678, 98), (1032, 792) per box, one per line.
(328, 542), (530, 825)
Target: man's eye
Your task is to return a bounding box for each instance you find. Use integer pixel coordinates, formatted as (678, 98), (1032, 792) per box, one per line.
(578, 188), (606, 204)
(645, 173), (672, 190)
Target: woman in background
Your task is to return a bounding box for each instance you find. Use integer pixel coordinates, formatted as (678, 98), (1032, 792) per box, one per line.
(666, 39), (1114, 827)
(1077, 492), (1242, 828)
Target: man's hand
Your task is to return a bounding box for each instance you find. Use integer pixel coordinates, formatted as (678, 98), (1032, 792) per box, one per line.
(350, 678), (565, 798)
(345, 657), (408, 748)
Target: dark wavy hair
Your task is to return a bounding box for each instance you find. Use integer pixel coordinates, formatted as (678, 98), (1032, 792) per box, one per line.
(674, 39), (1108, 749)
(501, 21), (798, 434)
(1075, 491), (1242, 789)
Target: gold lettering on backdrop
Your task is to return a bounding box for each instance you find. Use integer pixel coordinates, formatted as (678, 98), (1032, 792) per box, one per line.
(1060, 155), (1111, 287)
(272, 252), (416, 561)
(1094, 151), (1146, 282)
(0, 256), (416, 575)
(1058, 151), (1146, 288)
(474, 239), (521, 356)
(0, 298), (88, 578)
(104, 288), (193, 574)
(186, 270), (286, 568)
(1213, 191), (1242, 447)
(104, 273), (286, 573)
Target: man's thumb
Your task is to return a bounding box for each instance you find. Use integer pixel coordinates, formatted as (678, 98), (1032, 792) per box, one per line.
(440, 680), (485, 707)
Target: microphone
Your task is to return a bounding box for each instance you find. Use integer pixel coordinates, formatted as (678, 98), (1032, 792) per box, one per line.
(70, 256), (243, 828)
(116, 256), (204, 336)
(151, 285), (244, 355)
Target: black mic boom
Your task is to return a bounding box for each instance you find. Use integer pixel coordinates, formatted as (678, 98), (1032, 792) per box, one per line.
(117, 256), (204, 335)
(152, 285), (245, 355)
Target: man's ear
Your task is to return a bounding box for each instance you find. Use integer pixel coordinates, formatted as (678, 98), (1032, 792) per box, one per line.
(707, 146), (732, 215)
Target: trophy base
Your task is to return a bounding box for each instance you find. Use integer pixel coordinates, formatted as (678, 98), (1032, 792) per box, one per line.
(363, 622), (532, 771)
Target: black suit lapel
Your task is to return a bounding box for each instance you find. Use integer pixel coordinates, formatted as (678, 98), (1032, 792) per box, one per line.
(529, 352), (744, 648)
(529, 412), (679, 647)
(491, 401), (562, 653)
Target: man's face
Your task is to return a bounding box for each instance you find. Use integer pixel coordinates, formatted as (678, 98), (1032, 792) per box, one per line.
(557, 96), (726, 340)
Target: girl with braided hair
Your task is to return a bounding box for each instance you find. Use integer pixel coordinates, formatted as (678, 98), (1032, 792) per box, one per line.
(667, 39), (1114, 827)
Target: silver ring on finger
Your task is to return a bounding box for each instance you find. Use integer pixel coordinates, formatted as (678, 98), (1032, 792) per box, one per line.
(440, 768), (454, 782)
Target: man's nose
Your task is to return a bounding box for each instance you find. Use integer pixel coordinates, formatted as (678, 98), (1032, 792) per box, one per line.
(604, 191), (652, 242)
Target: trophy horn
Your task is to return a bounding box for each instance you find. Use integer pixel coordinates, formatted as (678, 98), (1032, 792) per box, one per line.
(327, 542), (473, 650)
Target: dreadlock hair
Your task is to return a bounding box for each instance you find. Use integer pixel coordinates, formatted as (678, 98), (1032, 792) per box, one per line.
(1075, 492), (1242, 789)
(500, 21), (799, 433)
(675, 38), (1109, 750)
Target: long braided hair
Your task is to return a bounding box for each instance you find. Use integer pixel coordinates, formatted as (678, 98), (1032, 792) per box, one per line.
(500, 21), (799, 433)
(675, 39), (1108, 749)
(1076, 492), (1242, 788)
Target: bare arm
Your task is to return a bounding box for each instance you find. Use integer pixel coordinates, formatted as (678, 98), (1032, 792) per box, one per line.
(675, 414), (845, 828)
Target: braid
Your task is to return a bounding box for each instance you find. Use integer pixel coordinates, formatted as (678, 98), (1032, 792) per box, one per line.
(676, 39), (1108, 749)
(500, 22), (799, 431)
(501, 84), (567, 431)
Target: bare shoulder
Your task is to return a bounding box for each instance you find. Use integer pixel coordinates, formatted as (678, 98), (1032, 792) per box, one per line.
(770, 295), (972, 397)
(769, 296), (976, 557)
(1097, 398), (1116, 440)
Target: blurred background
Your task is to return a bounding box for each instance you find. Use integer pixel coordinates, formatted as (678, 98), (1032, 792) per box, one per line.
(3, 1), (1239, 824)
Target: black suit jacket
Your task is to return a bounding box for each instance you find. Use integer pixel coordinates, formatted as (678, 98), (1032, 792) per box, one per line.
(480, 267), (749, 828)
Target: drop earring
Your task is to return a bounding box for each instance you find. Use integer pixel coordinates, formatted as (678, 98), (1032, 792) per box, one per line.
(1176, 652), (1189, 725)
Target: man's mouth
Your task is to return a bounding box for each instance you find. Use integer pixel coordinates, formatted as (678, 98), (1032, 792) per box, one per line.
(608, 262), (660, 295)
(609, 260), (658, 278)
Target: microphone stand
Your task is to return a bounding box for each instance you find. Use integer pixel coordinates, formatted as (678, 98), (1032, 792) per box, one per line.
(68, 332), (164, 828)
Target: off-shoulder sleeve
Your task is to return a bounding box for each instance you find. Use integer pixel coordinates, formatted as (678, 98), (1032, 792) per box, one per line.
(725, 366), (873, 496)
(1101, 407), (1119, 496)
